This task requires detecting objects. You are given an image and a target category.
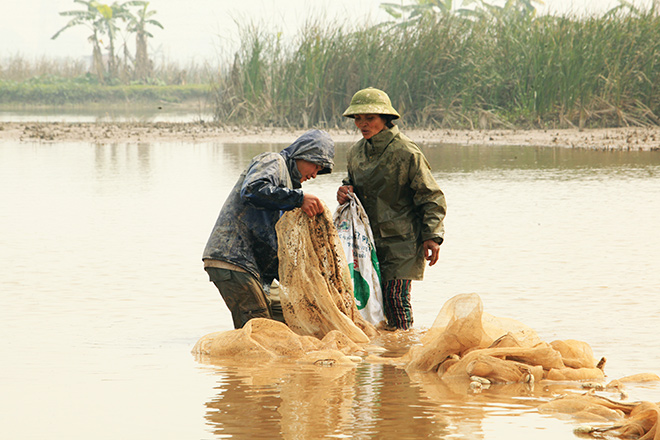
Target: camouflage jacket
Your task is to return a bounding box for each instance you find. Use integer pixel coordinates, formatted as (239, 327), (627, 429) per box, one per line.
(203, 129), (334, 283)
(343, 125), (446, 281)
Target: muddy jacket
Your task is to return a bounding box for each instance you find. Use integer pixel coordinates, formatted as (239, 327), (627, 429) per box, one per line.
(343, 125), (446, 281)
(203, 129), (334, 283)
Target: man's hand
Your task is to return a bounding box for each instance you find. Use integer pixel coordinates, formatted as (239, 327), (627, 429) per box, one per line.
(301, 193), (324, 217)
(336, 185), (354, 204)
(423, 239), (441, 266)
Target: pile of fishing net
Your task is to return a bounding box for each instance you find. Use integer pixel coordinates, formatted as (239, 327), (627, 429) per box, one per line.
(400, 292), (606, 382)
(391, 292), (660, 438)
(192, 317), (366, 366)
(193, 206), (660, 439)
(193, 205), (377, 365)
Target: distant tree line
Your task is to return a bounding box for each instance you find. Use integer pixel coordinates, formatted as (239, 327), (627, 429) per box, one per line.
(52, 0), (163, 84)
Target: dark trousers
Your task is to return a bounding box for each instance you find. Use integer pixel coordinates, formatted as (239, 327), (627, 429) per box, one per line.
(205, 267), (271, 329)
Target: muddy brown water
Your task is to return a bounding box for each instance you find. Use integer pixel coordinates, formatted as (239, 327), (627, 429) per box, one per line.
(2, 139), (659, 439)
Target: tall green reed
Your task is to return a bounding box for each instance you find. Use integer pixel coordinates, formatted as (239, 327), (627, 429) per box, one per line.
(213, 6), (660, 129)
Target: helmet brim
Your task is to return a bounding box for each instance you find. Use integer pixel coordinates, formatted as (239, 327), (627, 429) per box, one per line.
(342, 104), (400, 119)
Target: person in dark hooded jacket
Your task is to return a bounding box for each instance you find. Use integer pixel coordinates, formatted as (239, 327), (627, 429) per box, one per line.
(203, 129), (335, 329)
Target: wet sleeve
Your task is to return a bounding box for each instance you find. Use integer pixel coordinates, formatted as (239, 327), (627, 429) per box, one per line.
(409, 153), (447, 243)
(240, 155), (304, 211)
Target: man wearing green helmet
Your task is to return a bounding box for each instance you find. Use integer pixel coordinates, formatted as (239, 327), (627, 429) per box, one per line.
(337, 87), (447, 330)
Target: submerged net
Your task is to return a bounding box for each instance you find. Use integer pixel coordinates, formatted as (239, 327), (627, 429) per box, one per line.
(540, 394), (660, 439)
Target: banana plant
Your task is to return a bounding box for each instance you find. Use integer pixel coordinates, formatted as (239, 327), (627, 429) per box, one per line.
(380, 0), (474, 26)
(469, 0), (545, 18)
(51, 0), (106, 81)
(380, 0), (544, 26)
(124, 1), (163, 81)
(52, 0), (132, 81)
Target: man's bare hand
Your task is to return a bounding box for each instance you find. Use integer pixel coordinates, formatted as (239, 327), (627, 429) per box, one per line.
(301, 193), (324, 217)
(336, 185), (354, 204)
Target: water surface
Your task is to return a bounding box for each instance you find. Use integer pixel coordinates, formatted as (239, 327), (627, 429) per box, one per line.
(2, 138), (659, 439)
(0, 106), (212, 123)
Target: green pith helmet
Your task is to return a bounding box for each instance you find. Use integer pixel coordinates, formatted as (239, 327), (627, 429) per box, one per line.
(342, 87), (400, 119)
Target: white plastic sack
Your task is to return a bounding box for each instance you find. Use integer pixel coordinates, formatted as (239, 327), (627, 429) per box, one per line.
(333, 193), (385, 326)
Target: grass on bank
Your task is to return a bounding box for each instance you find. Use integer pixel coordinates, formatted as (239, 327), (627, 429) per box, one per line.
(0, 54), (214, 106)
(0, 78), (211, 106)
(213, 6), (660, 130)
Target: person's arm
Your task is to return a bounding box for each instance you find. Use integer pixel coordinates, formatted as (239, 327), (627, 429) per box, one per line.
(409, 153), (447, 245)
(337, 164), (355, 204)
(241, 155), (304, 211)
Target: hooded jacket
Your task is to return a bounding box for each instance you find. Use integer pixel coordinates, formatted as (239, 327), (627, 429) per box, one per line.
(343, 125), (446, 281)
(203, 129), (334, 283)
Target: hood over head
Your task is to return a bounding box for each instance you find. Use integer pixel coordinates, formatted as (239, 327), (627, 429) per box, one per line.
(280, 129), (335, 183)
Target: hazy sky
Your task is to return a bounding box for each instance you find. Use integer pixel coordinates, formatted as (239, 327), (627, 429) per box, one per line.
(0, 0), (652, 64)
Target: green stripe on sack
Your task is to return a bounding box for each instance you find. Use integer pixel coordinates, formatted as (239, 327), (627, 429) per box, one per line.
(371, 248), (382, 285)
(349, 263), (370, 310)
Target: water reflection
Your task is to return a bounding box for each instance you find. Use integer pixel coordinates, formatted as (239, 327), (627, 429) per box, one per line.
(196, 353), (591, 439)
(198, 357), (453, 439)
(420, 143), (660, 172)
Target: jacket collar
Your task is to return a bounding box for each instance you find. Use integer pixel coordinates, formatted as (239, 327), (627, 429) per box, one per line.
(366, 125), (400, 153)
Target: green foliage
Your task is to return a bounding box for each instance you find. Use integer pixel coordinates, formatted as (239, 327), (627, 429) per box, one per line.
(211, 4), (660, 129)
(0, 76), (210, 105)
(380, 0), (545, 27)
(52, 0), (163, 83)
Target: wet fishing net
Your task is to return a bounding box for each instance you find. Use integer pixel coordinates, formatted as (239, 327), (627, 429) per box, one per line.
(193, 214), (660, 439)
(192, 317), (366, 365)
(395, 293), (660, 439)
(540, 393), (660, 439)
(192, 205), (377, 364)
(275, 205), (378, 344)
(402, 293), (605, 383)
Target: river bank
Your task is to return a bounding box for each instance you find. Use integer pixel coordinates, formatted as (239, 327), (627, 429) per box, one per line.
(1, 121), (660, 150)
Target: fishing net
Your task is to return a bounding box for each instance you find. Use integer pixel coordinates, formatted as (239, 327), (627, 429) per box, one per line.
(402, 293), (606, 386)
(192, 205), (377, 364)
(193, 216), (660, 439)
(396, 293), (660, 439)
(192, 317), (365, 365)
(275, 205), (378, 344)
(540, 394), (660, 439)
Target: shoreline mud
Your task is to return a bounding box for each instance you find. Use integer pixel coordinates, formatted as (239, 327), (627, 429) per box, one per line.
(1, 121), (660, 150)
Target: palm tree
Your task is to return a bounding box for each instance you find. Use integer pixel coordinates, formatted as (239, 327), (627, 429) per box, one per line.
(51, 0), (106, 81)
(124, 1), (163, 81)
